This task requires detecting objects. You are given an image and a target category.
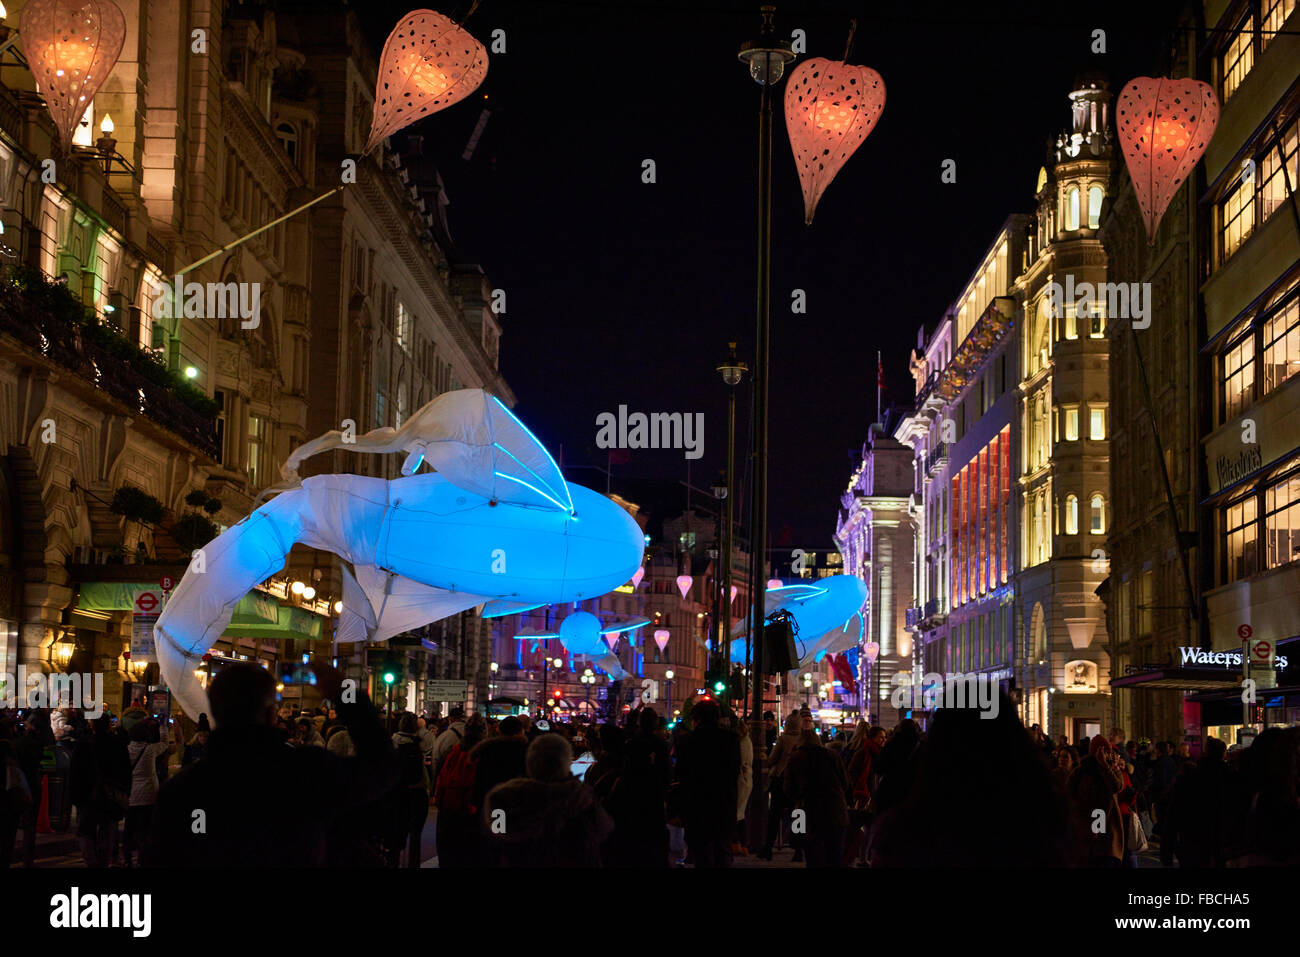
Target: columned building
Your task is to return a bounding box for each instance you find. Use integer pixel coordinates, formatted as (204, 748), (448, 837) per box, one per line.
(836, 423), (914, 728)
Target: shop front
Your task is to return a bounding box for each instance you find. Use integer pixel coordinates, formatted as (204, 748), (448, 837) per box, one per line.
(1111, 639), (1297, 755)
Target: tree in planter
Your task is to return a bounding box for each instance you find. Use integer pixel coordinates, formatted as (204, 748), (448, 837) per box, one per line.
(110, 486), (165, 562)
(174, 490), (223, 553)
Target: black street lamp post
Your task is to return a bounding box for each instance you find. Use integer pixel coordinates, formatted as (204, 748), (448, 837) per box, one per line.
(737, 4), (794, 853)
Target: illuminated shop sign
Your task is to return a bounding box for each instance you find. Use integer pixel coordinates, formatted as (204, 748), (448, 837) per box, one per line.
(1178, 647), (1289, 670)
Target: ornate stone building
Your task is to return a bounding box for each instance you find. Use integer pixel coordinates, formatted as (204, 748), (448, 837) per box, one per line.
(0, 0), (510, 716)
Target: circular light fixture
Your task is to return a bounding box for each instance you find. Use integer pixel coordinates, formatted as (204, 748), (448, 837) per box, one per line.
(553, 658), (563, 669)
(290, 580), (305, 595)
(665, 669), (674, 680)
(184, 365), (198, 379)
(302, 586), (317, 601)
(333, 600), (343, 615)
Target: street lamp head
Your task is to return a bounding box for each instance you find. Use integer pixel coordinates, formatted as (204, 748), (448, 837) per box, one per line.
(665, 669), (674, 680)
(717, 342), (748, 386)
(738, 8), (795, 86)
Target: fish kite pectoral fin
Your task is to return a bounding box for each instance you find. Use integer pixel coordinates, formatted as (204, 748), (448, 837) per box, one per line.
(595, 653), (628, 681)
(336, 564), (378, 643)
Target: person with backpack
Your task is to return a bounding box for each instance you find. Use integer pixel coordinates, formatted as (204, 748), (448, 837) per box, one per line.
(434, 714), (486, 867)
(429, 707), (467, 791)
(390, 713), (431, 867)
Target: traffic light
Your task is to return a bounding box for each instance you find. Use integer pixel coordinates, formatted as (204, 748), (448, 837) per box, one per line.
(376, 655), (404, 687)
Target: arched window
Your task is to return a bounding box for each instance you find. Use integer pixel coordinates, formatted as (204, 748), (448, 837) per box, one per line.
(1065, 187), (1080, 231)
(276, 123), (298, 164)
(1065, 494), (1078, 534)
(1087, 186), (1104, 228)
(1090, 494), (1106, 534)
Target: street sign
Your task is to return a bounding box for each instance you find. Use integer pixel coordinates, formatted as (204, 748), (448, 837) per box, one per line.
(159, 575), (175, 592)
(1238, 624), (1253, 640)
(131, 590), (163, 663)
(424, 679), (467, 702)
(134, 590), (162, 615)
(1249, 639), (1273, 665)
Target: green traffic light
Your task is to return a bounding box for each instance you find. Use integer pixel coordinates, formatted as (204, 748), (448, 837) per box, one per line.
(383, 672), (396, 685)
(714, 681), (725, 693)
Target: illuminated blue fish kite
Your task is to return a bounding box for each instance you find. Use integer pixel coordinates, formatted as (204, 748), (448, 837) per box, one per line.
(156, 390), (645, 719)
(725, 574), (867, 671)
(507, 610), (648, 679)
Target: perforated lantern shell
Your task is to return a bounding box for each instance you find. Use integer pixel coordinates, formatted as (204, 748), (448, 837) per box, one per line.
(785, 58), (885, 225)
(654, 629), (670, 653)
(675, 574), (692, 599)
(364, 9), (488, 155)
(1115, 77), (1219, 244)
(20, 0), (126, 152)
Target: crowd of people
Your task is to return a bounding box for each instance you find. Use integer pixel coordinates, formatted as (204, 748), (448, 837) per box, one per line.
(2, 671), (1298, 868)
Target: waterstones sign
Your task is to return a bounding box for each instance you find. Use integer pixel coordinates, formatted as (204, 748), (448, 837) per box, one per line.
(1179, 647), (1289, 670)
(1215, 445), (1262, 489)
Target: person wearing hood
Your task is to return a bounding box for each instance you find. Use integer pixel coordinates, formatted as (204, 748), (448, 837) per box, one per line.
(484, 733), (612, 867)
(1067, 734), (1126, 867)
(760, 713), (804, 860)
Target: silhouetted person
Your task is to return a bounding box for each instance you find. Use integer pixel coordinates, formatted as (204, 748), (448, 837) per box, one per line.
(785, 729), (850, 867)
(484, 733), (612, 867)
(1067, 735), (1125, 867)
(144, 662), (397, 867)
(675, 701), (740, 867)
(871, 698), (1081, 867)
(1235, 727), (1300, 865)
(1169, 736), (1238, 868)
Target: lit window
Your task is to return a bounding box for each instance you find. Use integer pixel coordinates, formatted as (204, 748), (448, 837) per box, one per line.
(1065, 494), (1078, 535)
(1064, 305), (1077, 340)
(1087, 186), (1104, 229)
(1260, 121), (1299, 224)
(1089, 407), (1106, 440)
(1266, 468), (1300, 568)
(1090, 495), (1106, 534)
(1223, 334), (1256, 421)
(1223, 494), (1258, 582)
(1220, 19), (1254, 101)
(1262, 0), (1297, 50)
(1221, 174), (1256, 263)
(395, 301), (412, 352)
(1064, 406), (1079, 442)
(1262, 282), (1300, 396)
(1065, 188), (1080, 231)
(248, 414), (268, 488)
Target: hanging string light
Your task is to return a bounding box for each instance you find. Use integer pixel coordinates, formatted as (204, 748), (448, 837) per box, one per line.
(363, 8), (488, 155)
(1115, 76), (1219, 244)
(20, 0), (126, 153)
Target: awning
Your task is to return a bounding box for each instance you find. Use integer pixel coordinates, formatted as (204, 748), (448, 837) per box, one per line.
(222, 605), (323, 642)
(1110, 668), (1243, 691)
(77, 582), (281, 625)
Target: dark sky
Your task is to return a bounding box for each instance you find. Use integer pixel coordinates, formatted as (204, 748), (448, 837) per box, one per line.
(358, 0), (1181, 546)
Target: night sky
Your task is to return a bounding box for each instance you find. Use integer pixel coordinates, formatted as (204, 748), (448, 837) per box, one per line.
(357, 0), (1181, 546)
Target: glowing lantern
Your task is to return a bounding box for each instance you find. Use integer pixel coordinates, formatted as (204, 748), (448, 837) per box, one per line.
(767, 578), (783, 590)
(654, 629), (670, 653)
(364, 9), (488, 155)
(631, 566), (645, 588)
(675, 574), (692, 599)
(20, 0), (126, 152)
(604, 633), (619, 651)
(730, 585), (738, 603)
(864, 641), (880, 663)
(784, 57), (885, 224)
(1115, 77), (1219, 244)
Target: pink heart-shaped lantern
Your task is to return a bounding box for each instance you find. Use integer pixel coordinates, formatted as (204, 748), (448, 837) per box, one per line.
(1115, 77), (1219, 244)
(364, 9), (488, 154)
(21, 0), (126, 153)
(784, 58), (885, 225)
